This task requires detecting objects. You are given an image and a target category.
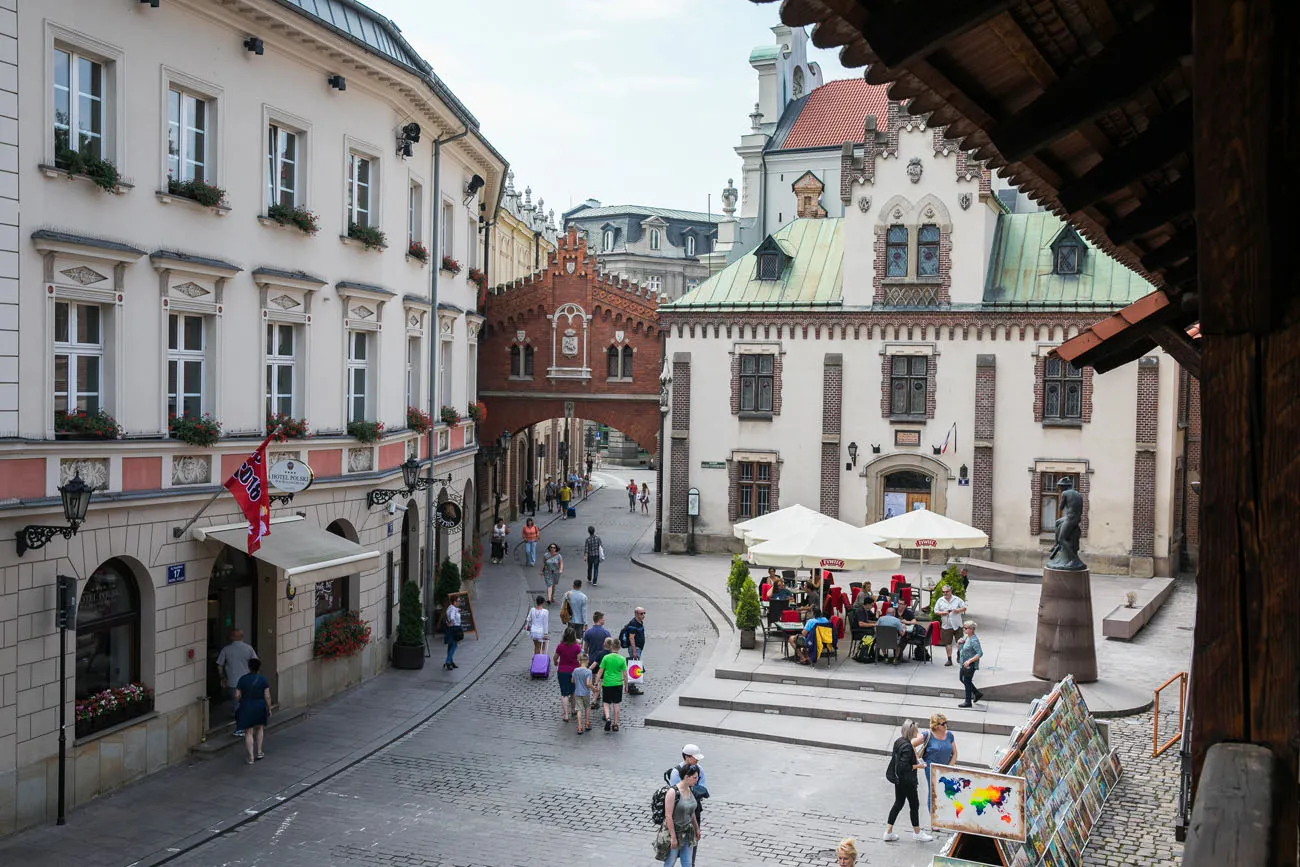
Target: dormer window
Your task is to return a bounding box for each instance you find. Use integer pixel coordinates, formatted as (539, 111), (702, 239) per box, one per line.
(1055, 246), (1080, 275)
(1050, 224), (1086, 275)
(685, 235), (696, 257)
(603, 229), (614, 252)
(650, 229), (661, 251)
(758, 253), (779, 281)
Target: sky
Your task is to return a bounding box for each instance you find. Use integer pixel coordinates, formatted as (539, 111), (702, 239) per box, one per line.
(361, 0), (858, 219)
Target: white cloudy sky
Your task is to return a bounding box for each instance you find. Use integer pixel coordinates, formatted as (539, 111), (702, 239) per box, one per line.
(361, 0), (858, 217)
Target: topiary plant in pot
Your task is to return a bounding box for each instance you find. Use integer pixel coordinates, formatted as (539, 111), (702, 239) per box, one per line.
(727, 554), (751, 613)
(736, 577), (762, 649)
(391, 581), (425, 670)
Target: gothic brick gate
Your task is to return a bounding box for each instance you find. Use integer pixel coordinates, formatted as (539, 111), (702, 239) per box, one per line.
(479, 229), (664, 520)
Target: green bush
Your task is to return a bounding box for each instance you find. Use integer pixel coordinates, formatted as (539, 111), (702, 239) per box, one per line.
(727, 555), (751, 613)
(925, 564), (969, 615)
(395, 581), (423, 647)
(736, 577), (762, 631)
(434, 557), (461, 605)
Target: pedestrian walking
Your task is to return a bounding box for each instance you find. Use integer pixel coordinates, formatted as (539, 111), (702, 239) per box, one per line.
(667, 744), (709, 862)
(912, 713), (958, 826)
(835, 838), (858, 866)
(216, 629), (258, 736)
(584, 612), (611, 711)
(883, 719), (934, 843)
(233, 657), (271, 765)
(956, 620), (984, 707)
(545, 478), (557, 513)
(932, 584), (967, 666)
(554, 627), (582, 722)
(620, 607), (647, 695)
(524, 595), (549, 655)
(626, 478), (638, 511)
(521, 517), (540, 567)
(596, 636), (628, 731)
(540, 543), (563, 604)
(572, 653), (592, 734)
(583, 525), (604, 585)
(442, 598), (462, 670)
(660, 763), (702, 866)
(522, 479), (536, 516)
(559, 481), (572, 518)
(564, 579), (589, 636)
(490, 518), (509, 564)
(640, 482), (650, 514)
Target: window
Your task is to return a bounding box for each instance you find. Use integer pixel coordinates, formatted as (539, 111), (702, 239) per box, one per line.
(167, 87), (208, 183)
(266, 323), (296, 417)
(467, 343), (478, 404)
(606, 344), (633, 379)
(467, 217), (478, 268)
(646, 275), (663, 293)
(54, 301), (103, 415)
(439, 341), (453, 407)
(1043, 357), (1083, 420)
(406, 337), (419, 408)
(346, 330), (369, 422)
(75, 559), (140, 701)
(511, 344), (534, 378)
(621, 346), (633, 380)
(650, 229), (661, 251)
(408, 182), (422, 244)
(686, 279), (700, 292)
(890, 355), (928, 416)
(267, 124), (299, 208)
(886, 225), (909, 277)
(685, 235), (696, 257)
(53, 48), (105, 163)
(1055, 245), (1081, 275)
(603, 229), (614, 251)
(1038, 472), (1062, 534)
(918, 224), (940, 277)
(739, 354), (774, 413)
(737, 461), (772, 519)
(347, 153), (372, 228)
(758, 253), (779, 281)
(167, 313), (204, 418)
(441, 201), (454, 259)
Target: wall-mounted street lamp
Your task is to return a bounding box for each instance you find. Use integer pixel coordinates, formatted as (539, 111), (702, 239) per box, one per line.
(243, 36), (264, 55)
(480, 430), (511, 524)
(367, 457), (451, 508)
(959, 464), (969, 481)
(16, 473), (94, 556)
(328, 74), (347, 91)
(654, 360), (673, 553)
(846, 441), (859, 471)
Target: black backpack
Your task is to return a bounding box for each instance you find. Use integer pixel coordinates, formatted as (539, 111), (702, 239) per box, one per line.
(659, 763), (708, 822)
(650, 784), (671, 826)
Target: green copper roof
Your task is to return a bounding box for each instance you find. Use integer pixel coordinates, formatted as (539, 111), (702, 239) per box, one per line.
(983, 212), (1153, 307)
(749, 45), (780, 63)
(666, 219), (843, 310)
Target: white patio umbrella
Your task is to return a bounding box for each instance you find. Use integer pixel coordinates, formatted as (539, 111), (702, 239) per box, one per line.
(745, 522), (901, 572)
(862, 506), (989, 592)
(733, 503), (848, 544)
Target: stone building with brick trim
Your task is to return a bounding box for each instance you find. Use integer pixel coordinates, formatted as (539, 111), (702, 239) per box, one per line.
(0, 0), (504, 833)
(661, 104), (1189, 577)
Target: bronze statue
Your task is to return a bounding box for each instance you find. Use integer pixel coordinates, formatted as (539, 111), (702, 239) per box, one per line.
(1047, 476), (1087, 571)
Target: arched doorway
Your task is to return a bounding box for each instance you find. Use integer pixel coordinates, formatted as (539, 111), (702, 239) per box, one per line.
(207, 546), (259, 706)
(862, 453), (953, 526)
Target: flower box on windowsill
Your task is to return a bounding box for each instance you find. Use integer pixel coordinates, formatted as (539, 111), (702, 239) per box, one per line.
(339, 234), (388, 252)
(155, 190), (231, 216)
(75, 691), (154, 740)
(405, 254), (428, 267)
(38, 163), (134, 195)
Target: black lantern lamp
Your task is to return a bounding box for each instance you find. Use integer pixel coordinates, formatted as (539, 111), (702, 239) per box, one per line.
(368, 456), (450, 508)
(16, 472), (94, 556)
(847, 441), (859, 470)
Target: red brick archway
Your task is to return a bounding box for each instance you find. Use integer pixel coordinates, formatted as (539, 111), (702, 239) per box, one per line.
(479, 229), (664, 501)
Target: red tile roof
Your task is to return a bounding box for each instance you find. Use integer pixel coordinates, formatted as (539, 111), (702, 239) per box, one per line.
(780, 79), (891, 150)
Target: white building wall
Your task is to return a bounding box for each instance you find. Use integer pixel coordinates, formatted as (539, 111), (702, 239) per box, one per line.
(0, 0), (14, 436)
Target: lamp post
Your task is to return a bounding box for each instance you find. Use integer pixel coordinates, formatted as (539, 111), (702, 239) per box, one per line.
(16, 472), (94, 555)
(366, 456), (434, 508)
(482, 430), (510, 524)
(654, 360), (672, 553)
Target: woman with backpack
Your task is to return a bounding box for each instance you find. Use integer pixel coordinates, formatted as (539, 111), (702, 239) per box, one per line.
(658, 763), (702, 866)
(553, 627), (582, 723)
(883, 720), (935, 843)
(912, 712), (958, 829)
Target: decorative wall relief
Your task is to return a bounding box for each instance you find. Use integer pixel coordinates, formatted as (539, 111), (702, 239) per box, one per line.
(171, 455), (212, 486)
(172, 281), (210, 298)
(959, 193), (973, 211)
(907, 157), (924, 184)
(60, 266), (108, 286)
(858, 195), (872, 213)
(347, 447), (373, 473)
(269, 450), (300, 463)
(61, 458), (109, 490)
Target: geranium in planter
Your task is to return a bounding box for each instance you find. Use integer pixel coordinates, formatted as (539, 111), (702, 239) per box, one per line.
(55, 409), (122, 440)
(169, 412), (222, 447)
(167, 176), (228, 208)
(439, 405), (461, 426)
(313, 610), (371, 659)
(440, 255), (462, 274)
(266, 203), (320, 235)
(267, 413), (309, 440)
(408, 240), (429, 262)
(347, 221), (388, 250)
(407, 406), (434, 434)
(347, 419), (385, 444)
(467, 401), (487, 425)
(461, 536), (483, 582)
(467, 267), (487, 290)
(74, 683), (154, 738)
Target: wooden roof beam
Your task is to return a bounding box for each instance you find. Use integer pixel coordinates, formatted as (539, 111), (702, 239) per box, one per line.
(1141, 230), (1198, 271)
(1057, 100), (1193, 211)
(989, 2), (1192, 164)
(860, 0), (1018, 68)
(1149, 323), (1202, 379)
(1106, 176), (1195, 245)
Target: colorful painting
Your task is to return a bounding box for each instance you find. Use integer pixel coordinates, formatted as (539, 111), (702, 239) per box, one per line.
(930, 764), (1028, 842)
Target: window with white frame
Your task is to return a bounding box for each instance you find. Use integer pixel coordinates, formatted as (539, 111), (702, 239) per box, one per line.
(53, 301), (103, 416)
(406, 337), (419, 408)
(53, 47), (107, 165)
(346, 330), (370, 422)
(441, 202), (454, 260)
(646, 275), (663, 293)
(439, 341), (453, 407)
(167, 313), (205, 418)
(167, 87), (209, 183)
(685, 235), (696, 257)
(467, 218), (478, 268)
(649, 229), (661, 250)
(408, 182), (422, 244)
(347, 153), (373, 229)
(467, 343), (478, 404)
(603, 229), (614, 251)
(267, 124), (300, 208)
(266, 323), (296, 417)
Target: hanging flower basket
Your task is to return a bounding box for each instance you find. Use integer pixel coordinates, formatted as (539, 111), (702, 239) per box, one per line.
(313, 611), (371, 660)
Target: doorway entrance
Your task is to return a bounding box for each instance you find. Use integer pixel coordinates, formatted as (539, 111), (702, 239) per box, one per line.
(207, 547), (259, 716)
(883, 470), (932, 517)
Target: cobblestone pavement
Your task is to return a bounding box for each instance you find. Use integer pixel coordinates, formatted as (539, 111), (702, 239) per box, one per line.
(158, 479), (946, 867)
(1080, 575), (1194, 867)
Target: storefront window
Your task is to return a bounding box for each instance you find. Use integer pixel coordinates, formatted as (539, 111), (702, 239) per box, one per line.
(75, 559), (140, 700)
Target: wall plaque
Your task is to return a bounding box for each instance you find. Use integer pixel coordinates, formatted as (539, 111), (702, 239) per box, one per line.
(894, 430), (921, 447)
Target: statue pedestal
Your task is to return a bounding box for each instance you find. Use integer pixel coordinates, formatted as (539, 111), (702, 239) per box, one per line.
(1033, 566), (1098, 683)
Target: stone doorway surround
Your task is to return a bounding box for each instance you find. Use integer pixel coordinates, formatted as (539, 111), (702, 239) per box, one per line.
(860, 452), (954, 525)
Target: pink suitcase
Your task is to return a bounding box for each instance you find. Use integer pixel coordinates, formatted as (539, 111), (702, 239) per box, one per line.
(530, 652), (550, 679)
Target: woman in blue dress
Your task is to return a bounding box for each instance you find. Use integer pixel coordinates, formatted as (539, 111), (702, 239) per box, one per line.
(912, 712), (958, 828)
(234, 657), (271, 765)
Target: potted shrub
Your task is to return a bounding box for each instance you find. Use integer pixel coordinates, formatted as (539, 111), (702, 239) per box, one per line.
(439, 405), (461, 426)
(55, 409), (122, 440)
(347, 221), (388, 250)
(391, 581), (425, 670)
(347, 419), (384, 444)
(408, 240), (429, 262)
(169, 413), (222, 447)
(736, 577), (762, 649)
(467, 401), (486, 425)
(727, 555), (751, 613)
(266, 202), (320, 235)
(267, 413), (309, 440)
(313, 610), (371, 659)
(167, 176), (228, 208)
(440, 255), (462, 275)
(435, 557), (461, 606)
(407, 406), (433, 434)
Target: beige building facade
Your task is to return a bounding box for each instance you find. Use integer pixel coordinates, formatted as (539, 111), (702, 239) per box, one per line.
(489, 172), (557, 288)
(0, 0), (505, 834)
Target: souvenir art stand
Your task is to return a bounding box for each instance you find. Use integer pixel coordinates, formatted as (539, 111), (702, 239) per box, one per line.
(934, 676), (1122, 867)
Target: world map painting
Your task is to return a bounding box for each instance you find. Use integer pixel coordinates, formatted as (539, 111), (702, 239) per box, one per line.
(928, 764), (1027, 842)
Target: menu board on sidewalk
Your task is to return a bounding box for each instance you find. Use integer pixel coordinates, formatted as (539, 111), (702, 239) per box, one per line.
(446, 591), (478, 640)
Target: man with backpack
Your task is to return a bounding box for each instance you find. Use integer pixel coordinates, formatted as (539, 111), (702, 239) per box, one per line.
(620, 608), (647, 695)
(664, 744), (709, 861)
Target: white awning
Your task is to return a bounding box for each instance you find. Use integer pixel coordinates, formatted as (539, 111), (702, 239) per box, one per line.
(193, 516), (380, 587)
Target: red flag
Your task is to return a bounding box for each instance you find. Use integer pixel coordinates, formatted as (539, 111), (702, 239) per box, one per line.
(224, 433), (275, 554)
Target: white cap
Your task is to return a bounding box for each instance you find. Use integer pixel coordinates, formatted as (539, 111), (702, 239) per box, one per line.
(682, 744), (704, 760)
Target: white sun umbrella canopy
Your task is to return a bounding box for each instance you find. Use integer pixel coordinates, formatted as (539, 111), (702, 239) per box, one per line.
(862, 507), (988, 590)
(745, 522), (902, 572)
(733, 503), (848, 544)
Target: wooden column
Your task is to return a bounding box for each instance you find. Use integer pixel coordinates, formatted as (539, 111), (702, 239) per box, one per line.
(1192, 0), (1300, 861)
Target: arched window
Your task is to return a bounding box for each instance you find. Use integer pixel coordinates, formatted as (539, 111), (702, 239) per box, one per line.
(621, 345), (634, 380)
(603, 229), (614, 251)
(685, 235), (696, 257)
(76, 559), (141, 700)
(792, 65), (805, 99)
(918, 224), (940, 277)
(607, 345), (621, 379)
(510, 344), (521, 377)
(650, 229), (661, 251)
(317, 522), (354, 635)
(886, 225), (909, 277)
(523, 344), (535, 377)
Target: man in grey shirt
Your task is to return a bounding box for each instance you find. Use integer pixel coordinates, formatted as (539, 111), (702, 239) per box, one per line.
(216, 629), (258, 735)
(566, 579), (589, 636)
